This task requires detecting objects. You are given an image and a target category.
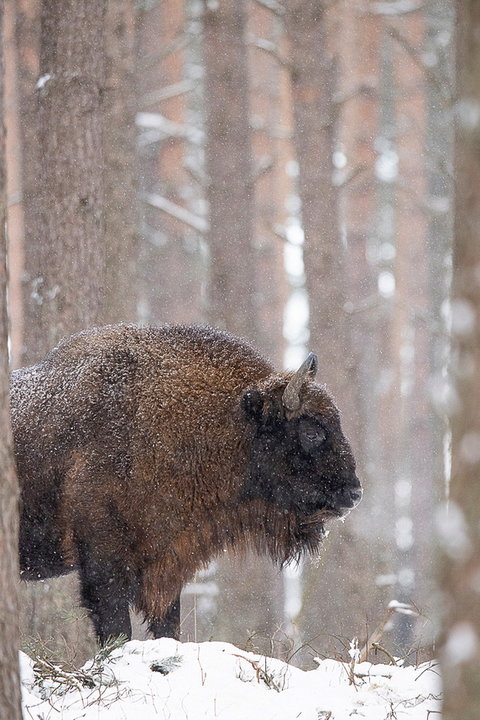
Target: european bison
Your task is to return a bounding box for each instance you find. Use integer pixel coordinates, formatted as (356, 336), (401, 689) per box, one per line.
(11, 324), (362, 643)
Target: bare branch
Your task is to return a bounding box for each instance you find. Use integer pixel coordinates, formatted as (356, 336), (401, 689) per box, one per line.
(250, 37), (290, 69)
(251, 155), (275, 183)
(136, 112), (203, 146)
(138, 34), (191, 72)
(252, 0), (285, 17)
(184, 157), (209, 187)
(387, 25), (453, 104)
(143, 193), (209, 234)
(139, 80), (195, 109)
(333, 82), (377, 107)
(336, 163), (369, 189)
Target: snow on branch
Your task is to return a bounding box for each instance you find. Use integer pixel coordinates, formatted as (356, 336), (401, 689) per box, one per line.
(387, 25), (453, 104)
(250, 38), (290, 69)
(139, 79), (195, 109)
(369, 0), (423, 15)
(136, 112), (203, 146)
(252, 0), (285, 17)
(144, 193), (209, 234)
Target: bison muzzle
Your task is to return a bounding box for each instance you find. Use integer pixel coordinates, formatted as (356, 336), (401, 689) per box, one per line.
(11, 324), (362, 644)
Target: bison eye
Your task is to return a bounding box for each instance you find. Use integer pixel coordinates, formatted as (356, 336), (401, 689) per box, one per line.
(299, 420), (326, 448)
(304, 428), (326, 443)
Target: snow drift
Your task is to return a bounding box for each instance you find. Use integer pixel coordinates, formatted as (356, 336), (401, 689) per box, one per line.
(21, 638), (442, 719)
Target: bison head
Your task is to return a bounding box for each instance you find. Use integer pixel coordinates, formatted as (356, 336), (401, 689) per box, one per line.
(241, 354), (362, 522)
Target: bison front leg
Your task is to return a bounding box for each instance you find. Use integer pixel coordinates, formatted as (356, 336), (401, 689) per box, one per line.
(77, 539), (133, 645)
(148, 594), (181, 640)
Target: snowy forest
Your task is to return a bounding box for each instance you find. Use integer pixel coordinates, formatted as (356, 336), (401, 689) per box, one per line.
(0, 0), (479, 718)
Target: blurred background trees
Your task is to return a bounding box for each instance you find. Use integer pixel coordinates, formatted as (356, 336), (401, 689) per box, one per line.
(2, 0), (469, 681)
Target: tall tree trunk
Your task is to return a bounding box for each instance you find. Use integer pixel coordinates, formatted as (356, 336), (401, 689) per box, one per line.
(203, 0), (258, 342)
(285, 0), (349, 399)
(440, 2), (480, 717)
(103, 0), (138, 324)
(15, 0), (107, 661)
(0, 2), (22, 711)
(202, 0), (283, 653)
(248, 1), (289, 367)
(285, 0), (362, 661)
(137, 0), (205, 327)
(334, 0), (391, 660)
(21, 0), (107, 359)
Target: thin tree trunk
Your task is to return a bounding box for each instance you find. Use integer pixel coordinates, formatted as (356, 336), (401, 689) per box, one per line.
(203, 0), (258, 342)
(285, 0), (362, 661)
(202, 0), (284, 650)
(103, 0), (138, 324)
(137, 0), (205, 327)
(440, 2), (480, 717)
(285, 0), (349, 399)
(248, 1), (289, 367)
(0, 1), (22, 711)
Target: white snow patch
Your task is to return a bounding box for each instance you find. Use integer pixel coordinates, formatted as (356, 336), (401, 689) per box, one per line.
(36, 73), (53, 90)
(451, 298), (476, 337)
(443, 622), (479, 666)
(375, 149), (399, 183)
(435, 501), (472, 561)
(460, 431), (480, 465)
(456, 98), (480, 131)
(378, 270), (395, 298)
(396, 515), (414, 551)
(21, 639), (442, 720)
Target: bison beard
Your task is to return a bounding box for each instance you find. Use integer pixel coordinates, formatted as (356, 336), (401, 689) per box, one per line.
(11, 324), (362, 645)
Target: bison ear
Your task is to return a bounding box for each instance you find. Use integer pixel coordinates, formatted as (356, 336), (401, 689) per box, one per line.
(242, 388), (265, 421)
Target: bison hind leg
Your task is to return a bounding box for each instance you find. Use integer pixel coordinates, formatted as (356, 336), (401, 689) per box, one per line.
(147, 595), (181, 640)
(76, 539), (134, 645)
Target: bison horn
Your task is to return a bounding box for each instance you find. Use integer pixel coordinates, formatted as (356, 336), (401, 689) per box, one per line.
(282, 352), (318, 412)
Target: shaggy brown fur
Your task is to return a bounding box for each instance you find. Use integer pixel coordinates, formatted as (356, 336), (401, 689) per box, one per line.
(11, 324), (362, 643)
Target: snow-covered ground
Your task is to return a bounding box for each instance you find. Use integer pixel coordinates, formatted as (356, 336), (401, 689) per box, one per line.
(21, 638), (442, 720)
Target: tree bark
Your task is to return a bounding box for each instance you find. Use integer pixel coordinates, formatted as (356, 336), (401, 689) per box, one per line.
(285, 0), (349, 400)
(0, 1), (22, 712)
(103, 0), (138, 324)
(285, 0), (365, 661)
(440, 2), (480, 717)
(203, 0), (258, 343)
(136, 0), (207, 327)
(248, 1), (289, 367)
(21, 0), (107, 363)
(14, 0), (107, 662)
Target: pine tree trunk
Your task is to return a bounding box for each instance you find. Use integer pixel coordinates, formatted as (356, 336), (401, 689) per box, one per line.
(248, 1), (289, 367)
(285, 0), (349, 398)
(103, 0), (138, 324)
(203, 0), (258, 342)
(285, 0), (364, 661)
(21, 0), (107, 362)
(202, 0), (284, 649)
(0, 2), (22, 711)
(15, 0), (108, 661)
(440, 2), (480, 717)
(137, 0), (206, 327)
